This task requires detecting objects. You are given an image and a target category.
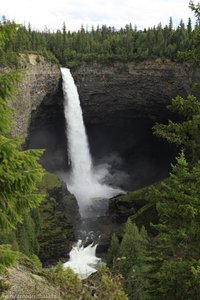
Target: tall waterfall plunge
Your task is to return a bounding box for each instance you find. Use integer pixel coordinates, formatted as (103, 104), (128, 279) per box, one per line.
(61, 68), (123, 217)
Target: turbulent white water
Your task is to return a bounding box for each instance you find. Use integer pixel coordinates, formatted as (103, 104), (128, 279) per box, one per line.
(63, 240), (100, 279)
(61, 67), (123, 217)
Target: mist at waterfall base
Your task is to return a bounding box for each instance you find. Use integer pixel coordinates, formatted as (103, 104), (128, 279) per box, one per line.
(61, 67), (124, 218)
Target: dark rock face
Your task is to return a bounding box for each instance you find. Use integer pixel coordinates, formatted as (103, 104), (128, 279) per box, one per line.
(72, 60), (199, 123)
(26, 78), (68, 173)
(109, 193), (158, 232)
(10, 59), (200, 143)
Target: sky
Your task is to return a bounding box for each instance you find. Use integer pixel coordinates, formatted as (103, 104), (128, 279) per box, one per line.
(0, 0), (197, 32)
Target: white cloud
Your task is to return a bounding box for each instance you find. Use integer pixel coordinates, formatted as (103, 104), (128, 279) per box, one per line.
(0, 0), (196, 31)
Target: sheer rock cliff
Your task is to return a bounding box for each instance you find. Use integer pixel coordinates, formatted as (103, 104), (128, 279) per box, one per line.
(73, 60), (200, 124)
(8, 58), (200, 139)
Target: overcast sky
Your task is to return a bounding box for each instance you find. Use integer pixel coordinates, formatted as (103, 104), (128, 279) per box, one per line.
(0, 0), (197, 32)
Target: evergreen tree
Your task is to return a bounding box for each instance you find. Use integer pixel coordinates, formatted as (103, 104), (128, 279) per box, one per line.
(187, 18), (192, 35)
(48, 263), (128, 299)
(0, 70), (44, 232)
(153, 95), (200, 163)
(169, 17), (173, 31)
(177, 1), (200, 64)
(0, 14), (197, 67)
(108, 219), (149, 300)
(189, 1), (200, 23)
(107, 233), (120, 267)
(146, 152), (200, 299)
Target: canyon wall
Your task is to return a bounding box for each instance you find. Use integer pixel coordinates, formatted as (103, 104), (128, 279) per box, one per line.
(6, 55), (61, 139)
(7, 58), (199, 188)
(73, 60), (200, 123)
(6, 58), (199, 139)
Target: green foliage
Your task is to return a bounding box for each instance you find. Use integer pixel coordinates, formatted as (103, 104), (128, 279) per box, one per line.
(15, 212), (39, 256)
(108, 219), (149, 299)
(37, 184), (75, 263)
(153, 95), (200, 163)
(107, 234), (120, 266)
(0, 49), (19, 67)
(167, 94), (200, 118)
(0, 209), (40, 258)
(0, 70), (45, 232)
(0, 69), (45, 297)
(94, 266), (128, 300)
(42, 49), (59, 64)
(38, 172), (61, 192)
(146, 24), (200, 294)
(146, 152), (200, 299)
(189, 1), (200, 22)
(0, 244), (19, 273)
(0, 71), (22, 132)
(0, 18), (20, 66)
(149, 152), (200, 248)
(0, 278), (10, 294)
(178, 1), (200, 64)
(18, 252), (43, 275)
(48, 262), (82, 299)
(0, 136), (45, 231)
(29, 254), (43, 273)
(0, 15), (199, 67)
(0, 18), (18, 48)
(47, 263), (128, 299)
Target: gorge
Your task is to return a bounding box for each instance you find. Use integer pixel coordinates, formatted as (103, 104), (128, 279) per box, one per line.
(23, 59), (200, 190)
(10, 57), (200, 262)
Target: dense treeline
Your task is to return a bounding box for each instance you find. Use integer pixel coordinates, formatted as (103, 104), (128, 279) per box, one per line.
(0, 14), (199, 67)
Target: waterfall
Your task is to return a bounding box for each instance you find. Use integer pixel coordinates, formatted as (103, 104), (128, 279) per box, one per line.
(63, 240), (100, 279)
(61, 68), (123, 217)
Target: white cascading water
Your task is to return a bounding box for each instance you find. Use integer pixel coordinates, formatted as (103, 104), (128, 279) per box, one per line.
(61, 67), (123, 217)
(61, 67), (123, 279)
(63, 240), (101, 279)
